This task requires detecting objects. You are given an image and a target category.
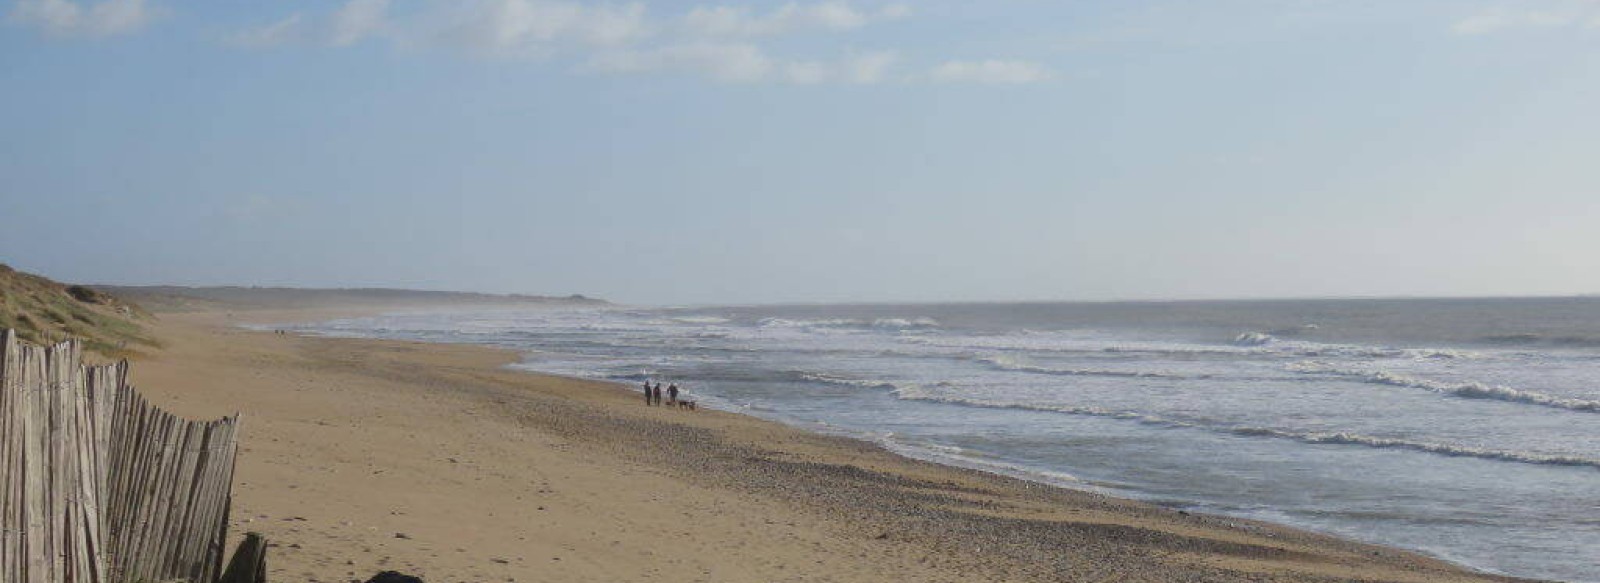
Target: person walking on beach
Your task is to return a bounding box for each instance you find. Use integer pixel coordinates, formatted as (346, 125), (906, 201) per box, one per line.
(667, 383), (679, 406)
(651, 383), (662, 406)
(643, 380), (653, 406)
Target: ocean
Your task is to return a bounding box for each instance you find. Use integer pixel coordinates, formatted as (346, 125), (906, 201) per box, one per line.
(291, 297), (1600, 582)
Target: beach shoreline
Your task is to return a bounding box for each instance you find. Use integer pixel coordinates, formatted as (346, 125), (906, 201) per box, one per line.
(124, 306), (1543, 582)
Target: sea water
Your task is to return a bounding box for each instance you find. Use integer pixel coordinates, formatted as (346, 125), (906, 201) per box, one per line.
(293, 298), (1600, 582)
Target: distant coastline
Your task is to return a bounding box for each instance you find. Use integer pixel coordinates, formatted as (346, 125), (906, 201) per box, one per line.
(95, 285), (609, 312)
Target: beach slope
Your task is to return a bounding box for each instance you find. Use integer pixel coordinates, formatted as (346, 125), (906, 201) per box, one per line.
(126, 308), (1539, 582)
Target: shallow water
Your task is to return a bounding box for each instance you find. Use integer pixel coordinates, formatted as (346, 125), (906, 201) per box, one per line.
(294, 298), (1600, 582)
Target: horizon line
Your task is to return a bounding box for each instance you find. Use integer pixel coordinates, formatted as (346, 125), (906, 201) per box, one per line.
(90, 282), (1600, 308)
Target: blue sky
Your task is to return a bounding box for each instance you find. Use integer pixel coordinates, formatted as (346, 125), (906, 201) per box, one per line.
(2, 0), (1598, 304)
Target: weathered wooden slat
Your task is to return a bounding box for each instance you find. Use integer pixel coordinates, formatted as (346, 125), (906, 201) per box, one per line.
(164, 417), (204, 579)
(134, 411), (178, 582)
(2, 329), (19, 583)
(23, 339), (47, 583)
(1, 331), (243, 583)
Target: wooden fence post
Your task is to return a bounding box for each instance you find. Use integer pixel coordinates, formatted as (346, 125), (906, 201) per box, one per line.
(216, 532), (268, 583)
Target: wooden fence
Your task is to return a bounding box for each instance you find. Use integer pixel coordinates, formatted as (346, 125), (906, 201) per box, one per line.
(1, 329), (241, 583)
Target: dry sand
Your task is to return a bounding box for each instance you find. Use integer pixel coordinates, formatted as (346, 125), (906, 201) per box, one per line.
(123, 308), (1539, 583)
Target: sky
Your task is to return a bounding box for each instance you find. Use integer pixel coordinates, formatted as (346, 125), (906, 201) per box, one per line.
(1, 0), (1598, 305)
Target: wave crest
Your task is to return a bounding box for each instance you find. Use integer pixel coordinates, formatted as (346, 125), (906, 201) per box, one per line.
(975, 355), (1194, 379)
(796, 372), (902, 390)
(1234, 332), (1277, 346)
(1289, 363), (1600, 413)
(904, 333), (1476, 360)
(889, 386), (1600, 470)
(758, 317), (940, 332)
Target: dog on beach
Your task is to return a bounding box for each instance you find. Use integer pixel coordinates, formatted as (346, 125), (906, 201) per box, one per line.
(677, 399), (697, 410)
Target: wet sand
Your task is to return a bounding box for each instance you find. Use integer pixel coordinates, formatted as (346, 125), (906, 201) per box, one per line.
(124, 308), (1540, 582)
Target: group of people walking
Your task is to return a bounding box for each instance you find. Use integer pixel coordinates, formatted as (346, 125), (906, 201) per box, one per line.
(642, 380), (691, 408)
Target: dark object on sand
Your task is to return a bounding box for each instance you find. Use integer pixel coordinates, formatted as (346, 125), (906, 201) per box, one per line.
(218, 532), (269, 583)
(366, 571), (426, 583)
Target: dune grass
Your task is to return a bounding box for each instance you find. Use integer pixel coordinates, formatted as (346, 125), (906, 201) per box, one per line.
(0, 264), (157, 358)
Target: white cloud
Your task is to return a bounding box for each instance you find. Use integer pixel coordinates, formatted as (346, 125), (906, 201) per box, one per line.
(226, 0), (648, 53)
(589, 44), (898, 85)
(590, 41), (774, 82)
(437, 0), (650, 54)
(9, 0), (152, 37)
(843, 50), (896, 83)
(331, 0), (390, 46)
(1450, 13), (1502, 35)
(784, 60), (829, 84)
(11, 0), (79, 31)
(930, 59), (1052, 84)
(582, 3), (650, 46)
(462, 0), (580, 49)
(226, 13), (306, 48)
(219, 1), (1047, 87)
(225, 0), (390, 48)
(683, 1), (908, 37)
(1450, 4), (1599, 35)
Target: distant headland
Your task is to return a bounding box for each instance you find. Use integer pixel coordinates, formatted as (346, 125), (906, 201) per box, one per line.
(93, 285), (610, 312)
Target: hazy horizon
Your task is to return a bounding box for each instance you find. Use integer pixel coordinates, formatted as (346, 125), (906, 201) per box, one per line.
(59, 278), (1600, 308)
(5, 0), (1598, 305)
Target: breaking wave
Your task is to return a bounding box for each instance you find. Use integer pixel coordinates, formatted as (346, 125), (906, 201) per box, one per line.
(975, 355), (1196, 379)
(1233, 332), (1277, 346)
(669, 316), (732, 325)
(874, 436), (1086, 489)
(1290, 363), (1600, 413)
(903, 333), (1475, 360)
(1478, 334), (1600, 348)
(795, 372), (902, 390)
(757, 317), (941, 332)
(889, 385), (1600, 470)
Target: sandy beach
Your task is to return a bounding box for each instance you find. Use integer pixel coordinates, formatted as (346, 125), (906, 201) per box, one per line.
(122, 307), (1539, 583)
(13, 5), (1595, 580)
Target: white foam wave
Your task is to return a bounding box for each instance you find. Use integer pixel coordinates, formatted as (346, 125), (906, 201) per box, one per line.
(758, 317), (847, 328)
(1228, 427), (1600, 469)
(890, 383), (1181, 424)
(902, 333), (1233, 355)
(874, 436), (1086, 489)
(1290, 363), (1600, 413)
(1234, 332), (1277, 346)
(670, 316), (732, 325)
(796, 372), (901, 390)
(889, 385), (1600, 470)
(757, 317), (940, 331)
(975, 355), (1193, 380)
(871, 317), (941, 330)
(905, 333), (1476, 361)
